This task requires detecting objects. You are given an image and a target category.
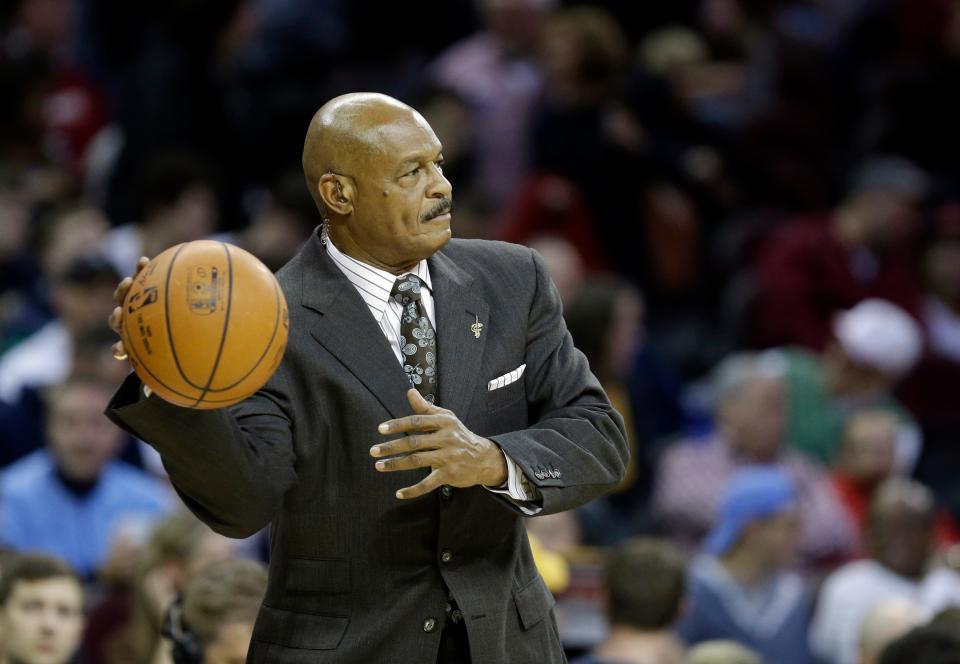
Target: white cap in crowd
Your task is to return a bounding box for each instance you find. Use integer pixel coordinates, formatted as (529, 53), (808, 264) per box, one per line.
(833, 299), (923, 376)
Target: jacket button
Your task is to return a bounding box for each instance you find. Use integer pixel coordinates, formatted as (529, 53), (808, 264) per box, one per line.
(423, 617), (437, 633)
(440, 550), (453, 564)
(440, 485), (453, 499)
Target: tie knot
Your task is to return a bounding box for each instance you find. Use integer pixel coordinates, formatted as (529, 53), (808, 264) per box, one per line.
(391, 274), (424, 305)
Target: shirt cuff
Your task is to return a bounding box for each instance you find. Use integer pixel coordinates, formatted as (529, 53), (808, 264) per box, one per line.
(484, 448), (542, 515)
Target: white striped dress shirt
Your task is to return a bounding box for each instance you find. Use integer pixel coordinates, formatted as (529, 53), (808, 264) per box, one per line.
(325, 238), (540, 513)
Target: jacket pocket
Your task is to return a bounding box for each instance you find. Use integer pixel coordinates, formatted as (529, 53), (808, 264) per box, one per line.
(284, 558), (351, 595)
(512, 573), (555, 630)
(486, 375), (526, 413)
(252, 604), (349, 650)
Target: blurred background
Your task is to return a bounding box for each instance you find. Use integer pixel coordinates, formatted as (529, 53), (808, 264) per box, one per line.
(1, 0), (960, 662)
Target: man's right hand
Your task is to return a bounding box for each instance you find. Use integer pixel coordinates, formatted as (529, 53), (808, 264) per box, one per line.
(107, 256), (151, 362)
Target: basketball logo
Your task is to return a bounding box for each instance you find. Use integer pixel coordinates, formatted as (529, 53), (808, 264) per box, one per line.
(187, 266), (221, 315)
(127, 286), (158, 313)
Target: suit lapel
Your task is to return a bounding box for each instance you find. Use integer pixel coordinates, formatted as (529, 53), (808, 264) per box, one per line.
(429, 250), (489, 418)
(300, 235), (412, 420)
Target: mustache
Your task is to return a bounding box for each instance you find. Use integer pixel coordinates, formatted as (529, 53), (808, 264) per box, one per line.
(421, 197), (453, 222)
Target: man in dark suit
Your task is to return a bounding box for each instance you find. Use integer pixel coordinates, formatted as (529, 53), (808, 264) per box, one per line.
(106, 93), (628, 663)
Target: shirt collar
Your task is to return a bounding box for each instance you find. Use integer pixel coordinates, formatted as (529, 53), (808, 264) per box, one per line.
(325, 235), (432, 317)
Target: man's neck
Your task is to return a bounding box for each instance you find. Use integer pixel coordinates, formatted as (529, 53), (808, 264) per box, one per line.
(327, 229), (419, 275)
(719, 547), (775, 587)
(55, 463), (100, 498)
(594, 625), (683, 664)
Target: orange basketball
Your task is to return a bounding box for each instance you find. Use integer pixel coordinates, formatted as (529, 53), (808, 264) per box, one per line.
(120, 240), (289, 409)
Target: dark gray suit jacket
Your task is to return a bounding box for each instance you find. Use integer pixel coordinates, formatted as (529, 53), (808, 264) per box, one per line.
(106, 233), (628, 663)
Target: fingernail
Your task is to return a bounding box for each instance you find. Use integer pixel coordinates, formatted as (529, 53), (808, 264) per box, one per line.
(370, 446), (381, 457)
(375, 461), (385, 471)
(396, 491), (403, 499)
(378, 423), (389, 433)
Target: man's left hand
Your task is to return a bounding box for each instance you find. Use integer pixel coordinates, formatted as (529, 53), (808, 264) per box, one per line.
(371, 389), (508, 499)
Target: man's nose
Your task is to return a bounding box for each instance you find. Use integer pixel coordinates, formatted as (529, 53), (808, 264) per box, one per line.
(426, 163), (451, 198)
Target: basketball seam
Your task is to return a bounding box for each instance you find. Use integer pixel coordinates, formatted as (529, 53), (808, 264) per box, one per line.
(203, 276), (282, 393)
(123, 290), (204, 403)
(191, 243), (234, 407)
(164, 243), (208, 391)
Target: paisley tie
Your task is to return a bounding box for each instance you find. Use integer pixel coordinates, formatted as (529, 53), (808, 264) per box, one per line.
(390, 274), (438, 404)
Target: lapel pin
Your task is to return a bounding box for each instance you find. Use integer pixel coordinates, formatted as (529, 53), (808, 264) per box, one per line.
(470, 315), (483, 339)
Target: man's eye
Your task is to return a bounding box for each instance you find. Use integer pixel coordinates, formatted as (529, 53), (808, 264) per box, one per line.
(435, 160), (444, 172)
(405, 167), (421, 177)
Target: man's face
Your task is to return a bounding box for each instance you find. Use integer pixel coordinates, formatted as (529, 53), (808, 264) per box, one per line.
(722, 377), (785, 462)
(52, 279), (117, 335)
(0, 578), (84, 664)
(344, 110), (453, 269)
(750, 509), (801, 570)
(870, 506), (934, 579)
(48, 384), (124, 482)
(203, 621), (255, 664)
(840, 412), (897, 486)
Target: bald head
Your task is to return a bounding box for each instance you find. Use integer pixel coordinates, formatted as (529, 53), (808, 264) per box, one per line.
(300, 92), (453, 273)
(303, 93), (428, 210)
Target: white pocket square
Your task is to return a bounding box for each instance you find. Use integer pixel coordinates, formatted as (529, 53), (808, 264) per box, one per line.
(487, 364), (526, 391)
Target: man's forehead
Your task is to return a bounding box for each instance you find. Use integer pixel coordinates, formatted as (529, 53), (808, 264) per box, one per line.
(370, 112), (441, 164)
(10, 577), (82, 601)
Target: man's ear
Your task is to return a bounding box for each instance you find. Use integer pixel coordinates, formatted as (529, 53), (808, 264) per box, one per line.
(317, 173), (355, 216)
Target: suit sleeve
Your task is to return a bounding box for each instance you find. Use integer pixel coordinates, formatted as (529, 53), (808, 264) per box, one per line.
(104, 368), (297, 539)
(488, 249), (629, 515)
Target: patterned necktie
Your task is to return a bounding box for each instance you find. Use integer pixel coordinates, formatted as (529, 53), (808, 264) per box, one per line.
(390, 274), (438, 404)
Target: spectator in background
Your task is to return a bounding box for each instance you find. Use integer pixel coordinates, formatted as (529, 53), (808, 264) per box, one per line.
(1, 201), (109, 353)
(676, 467), (816, 664)
(0, 325), (132, 469)
(899, 203), (960, 519)
(653, 352), (856, 564)
(752, 156), (927, 351)
(831, 410), (900, 539)
(82, 511), (235, 664)
(810, 478), (960, 664)
(685, 641), (762, 664)
(857, 598), (927, 664)
(430, 0), (550, 206)
(220, 170), (317, 272)
(919, 203), (960, 365)
(529, 7), (651, 283)
(161, 558), (267, 664)
(0, 554), (85, 664)
(778, 298), (923, 468)
(497, 177), (610, 272)
(0, 253), (118, 404)
(100, 150), (219, 277)
(572, 538), (686, 664)
(830, 410), (958, 554)
(0, 376), (170, 579)
(525, 235), (585, 307)
(876, 625), (960, 664)
(567, 278), (686, 545)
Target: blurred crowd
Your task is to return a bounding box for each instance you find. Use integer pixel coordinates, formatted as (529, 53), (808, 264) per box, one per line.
(2, 0), (960, 662)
